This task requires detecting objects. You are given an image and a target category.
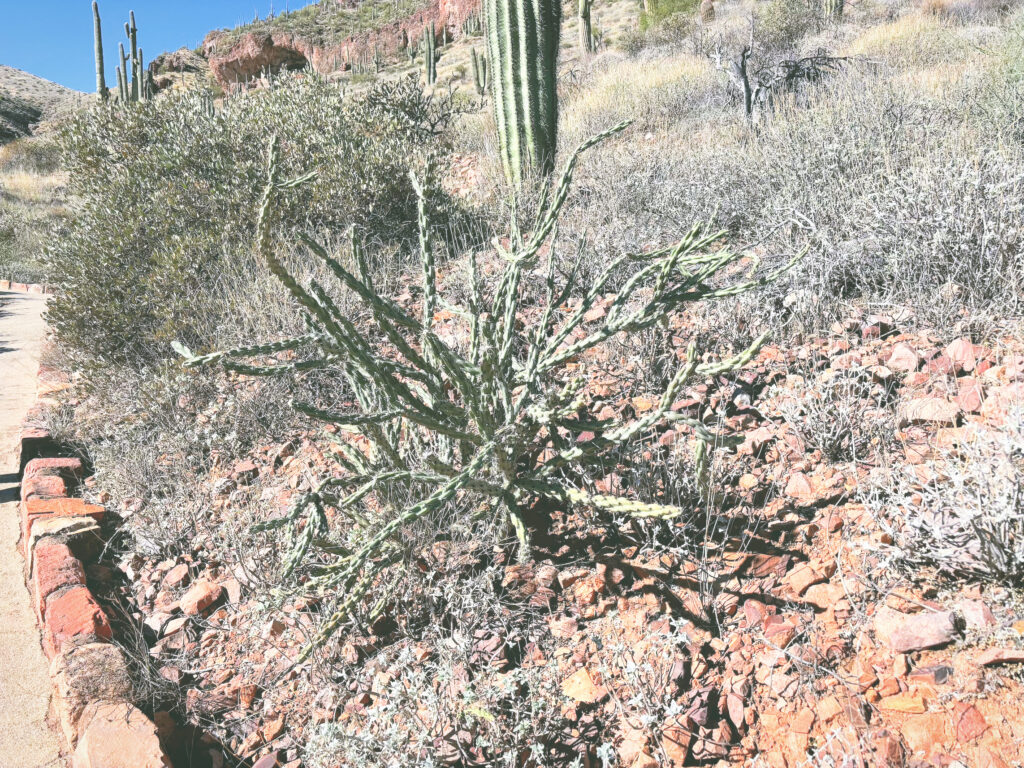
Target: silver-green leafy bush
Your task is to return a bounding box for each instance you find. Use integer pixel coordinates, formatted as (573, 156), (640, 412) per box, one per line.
(177, 123), (798, 659)
(49, 74), (454, 365)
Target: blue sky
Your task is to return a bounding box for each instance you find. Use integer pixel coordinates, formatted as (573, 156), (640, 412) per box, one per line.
(1, 1), (317, 92)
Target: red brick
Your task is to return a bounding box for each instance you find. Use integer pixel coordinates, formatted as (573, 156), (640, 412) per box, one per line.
(22, 498), (105, 549)
(32, 540), (86, 619)
(24, 457), (85, 479)
(19, 426), (55, 474)
(44, 586), (112, 658)
(22, 473), (69, 501)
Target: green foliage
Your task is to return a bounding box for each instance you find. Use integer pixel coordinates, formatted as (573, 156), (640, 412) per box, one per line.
(484, 0), (562, 185)
(639, 0), (699, 32)
(178, 124), (799, 658)
(48, 74), (454, 365)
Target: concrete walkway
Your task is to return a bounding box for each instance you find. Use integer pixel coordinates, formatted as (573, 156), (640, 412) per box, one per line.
(0, 291), (62, 766)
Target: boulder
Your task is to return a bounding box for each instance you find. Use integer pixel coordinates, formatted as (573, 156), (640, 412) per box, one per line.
(72, 702), (172, 768)
(50, 643), (133, 746)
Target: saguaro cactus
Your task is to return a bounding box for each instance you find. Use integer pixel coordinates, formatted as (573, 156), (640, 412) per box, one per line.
(823, 0), (844, 19)
(471, 47), (488, 96)
(579, 0), (596, 54)
(484, 0), (563, 185)
(93, 1), (108, 101)
(422, 23), (437, 85)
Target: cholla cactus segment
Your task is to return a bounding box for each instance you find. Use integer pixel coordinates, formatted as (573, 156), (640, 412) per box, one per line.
(176, 127), (801, 658)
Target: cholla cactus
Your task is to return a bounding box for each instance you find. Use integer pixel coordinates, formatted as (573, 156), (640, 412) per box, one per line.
(701, 0), (716, 22)
(176, 125), (799, 658)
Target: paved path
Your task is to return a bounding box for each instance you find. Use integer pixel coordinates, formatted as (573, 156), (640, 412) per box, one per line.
(0, 291), (62, 766)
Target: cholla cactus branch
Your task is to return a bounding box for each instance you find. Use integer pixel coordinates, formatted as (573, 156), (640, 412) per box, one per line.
(176, 126), (799, 658)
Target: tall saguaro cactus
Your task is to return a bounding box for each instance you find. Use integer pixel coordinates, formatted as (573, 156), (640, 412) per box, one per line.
(484, 0), (563, 185)
(93, 1), (108, 101)
(471, 47), (488, 96)
(579, 0), (596, 54)
(422, 23), (437, 85)
(823, 0), (844, 19)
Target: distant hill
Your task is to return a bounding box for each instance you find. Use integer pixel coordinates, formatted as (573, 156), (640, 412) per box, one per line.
(0, 65), (89, 143)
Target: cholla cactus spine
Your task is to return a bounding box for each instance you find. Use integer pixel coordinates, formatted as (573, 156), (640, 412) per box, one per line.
(176, 125), (802, 660)
(484, 0), (562, 185)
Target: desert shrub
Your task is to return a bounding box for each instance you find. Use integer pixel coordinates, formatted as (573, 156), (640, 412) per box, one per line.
(0, 136), (61, 174)
(179, 125), (797, 657)
(556, 55), (1024, 337)
(621, 0), (699, 54)
(865, 415), (1024, 583)
(776, 367), (897, 463)
(754, 0), (822, 53)
(640, 0), (700, 31)
(48, 73), (454, 366)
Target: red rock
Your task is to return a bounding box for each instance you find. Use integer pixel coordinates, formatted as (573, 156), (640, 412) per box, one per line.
(957, 599), (996, 630)
(956, 378), (985, 412)
(908, 665), (953, 686)
(878, 677), (901, 697)
(784, 472), (814, 501)
(898, 398), (961, 427)
(659, 715), (693, 767)
(878, 693), (926, 713)
(784, 563), (823, 596)
(162, 563), (191, 589)
(50, 643), (133, 747)
(252, 753), (280, 768)
(803, 582), (845, 611)
(946, 337), (978, 373)
(32, 540), (86, 618)
(44, 586), (113, 658)
(561, 668), (606, 703)
(72, 702), (172, 768)
(953, 702), (987, 742)
(791, 708), (815, 734)
(924, 354), (955, 375)
(888, 343), (920, 372)
(976, 647), (1024, 666)
(901, 713), (949, 755)
(816, 696), (842, 723)
(874, 608), (959, 653)
(233, 459), (259, 482)
(180, 580), (224, 615)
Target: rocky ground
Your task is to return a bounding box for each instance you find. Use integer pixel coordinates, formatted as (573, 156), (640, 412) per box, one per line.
(68, 274), (1024, 767)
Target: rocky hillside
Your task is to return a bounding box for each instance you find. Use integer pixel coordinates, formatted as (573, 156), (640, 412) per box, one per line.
(0, 65), (88, 142)
(199, 0), (479, 86)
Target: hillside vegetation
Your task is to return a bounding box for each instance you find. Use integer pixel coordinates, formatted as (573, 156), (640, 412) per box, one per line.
(33, 0), (1024, 766)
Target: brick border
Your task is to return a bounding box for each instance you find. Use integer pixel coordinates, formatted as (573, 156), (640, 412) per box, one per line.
(0, 279), (49, 294)
(17, 379), (172, 764)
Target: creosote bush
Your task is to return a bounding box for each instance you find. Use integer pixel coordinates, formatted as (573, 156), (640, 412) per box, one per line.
(179, 124), (799, 658)
(48, 73), (454, 366)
